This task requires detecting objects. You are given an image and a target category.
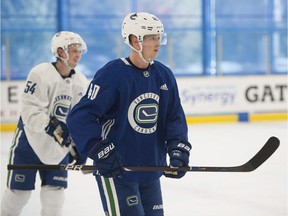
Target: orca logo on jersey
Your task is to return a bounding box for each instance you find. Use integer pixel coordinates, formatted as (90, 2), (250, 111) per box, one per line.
(128, 92), (159, 134)
(53, 94), (72, 121)
(53, 104), (70, 122)
(98, 143), (115, 159)
(136, 104), (158, 123)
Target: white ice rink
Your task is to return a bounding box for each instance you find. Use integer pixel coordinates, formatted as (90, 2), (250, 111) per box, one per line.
(1, 122), (287, 216)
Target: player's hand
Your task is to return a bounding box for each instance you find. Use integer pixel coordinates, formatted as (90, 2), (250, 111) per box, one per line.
(45, 116), (72, 147)
(164, 140), (191, 179)
(68, 143), (83, 164)
(88, 139), (123, 178)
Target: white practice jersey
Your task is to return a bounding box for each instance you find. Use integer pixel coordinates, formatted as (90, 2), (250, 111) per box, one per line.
(21, 62), (88, 164)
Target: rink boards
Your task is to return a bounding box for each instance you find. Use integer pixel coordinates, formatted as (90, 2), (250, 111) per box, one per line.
(1, 75), (287, 131)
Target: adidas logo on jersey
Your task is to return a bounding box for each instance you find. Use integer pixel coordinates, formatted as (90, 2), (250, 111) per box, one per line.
(160, 84), (168, 90)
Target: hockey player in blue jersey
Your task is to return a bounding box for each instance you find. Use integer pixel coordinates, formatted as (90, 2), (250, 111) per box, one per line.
(67, 12), (191, 216)
(1, 31), (88, 216)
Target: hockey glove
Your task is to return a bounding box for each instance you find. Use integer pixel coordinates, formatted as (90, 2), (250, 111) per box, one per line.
(164, 140), (191, 179)
(88, 139), (123, 178)
(45, 116), (72, 147)
(68, 142), (82, 164)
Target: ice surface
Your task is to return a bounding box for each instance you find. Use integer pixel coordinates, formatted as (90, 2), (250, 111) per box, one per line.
(1, 122), (287, 216)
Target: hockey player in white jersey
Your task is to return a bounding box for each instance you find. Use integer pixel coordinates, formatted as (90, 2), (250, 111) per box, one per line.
(1, 31), (88, 216)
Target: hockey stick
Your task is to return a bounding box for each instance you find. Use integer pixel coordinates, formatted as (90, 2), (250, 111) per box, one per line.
(7, 136), (280, 173)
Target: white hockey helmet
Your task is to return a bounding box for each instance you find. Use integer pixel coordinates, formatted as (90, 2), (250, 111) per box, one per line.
(50, 31), (87, 58)
(121, 12), (167, 47)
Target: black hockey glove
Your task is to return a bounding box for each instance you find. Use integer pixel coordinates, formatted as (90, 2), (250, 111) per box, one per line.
(88, 139), (124, 178)
(45, 116), (72, 147)
(164, 140), (191, 179)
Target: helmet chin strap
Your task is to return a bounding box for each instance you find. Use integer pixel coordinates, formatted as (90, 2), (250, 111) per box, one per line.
(138, 51), (152, 64)
(138, 43), (153, 63)
(130, 43), (152, 64)
(58, 52), (73, 70)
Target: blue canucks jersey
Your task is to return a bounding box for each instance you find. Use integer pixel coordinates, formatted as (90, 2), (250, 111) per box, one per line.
(67, 58), (188, 183)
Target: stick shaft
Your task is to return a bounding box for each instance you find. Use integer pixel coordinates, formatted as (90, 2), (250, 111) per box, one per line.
(7, 136), (280, 173)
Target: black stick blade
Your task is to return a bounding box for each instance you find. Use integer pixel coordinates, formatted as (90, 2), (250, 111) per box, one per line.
(190, 136), (280, 172)
(243, 136), (280, 172)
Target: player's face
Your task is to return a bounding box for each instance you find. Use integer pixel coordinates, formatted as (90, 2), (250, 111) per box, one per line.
(67, 44), (83, 68)
(142, 34), (161, 60)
